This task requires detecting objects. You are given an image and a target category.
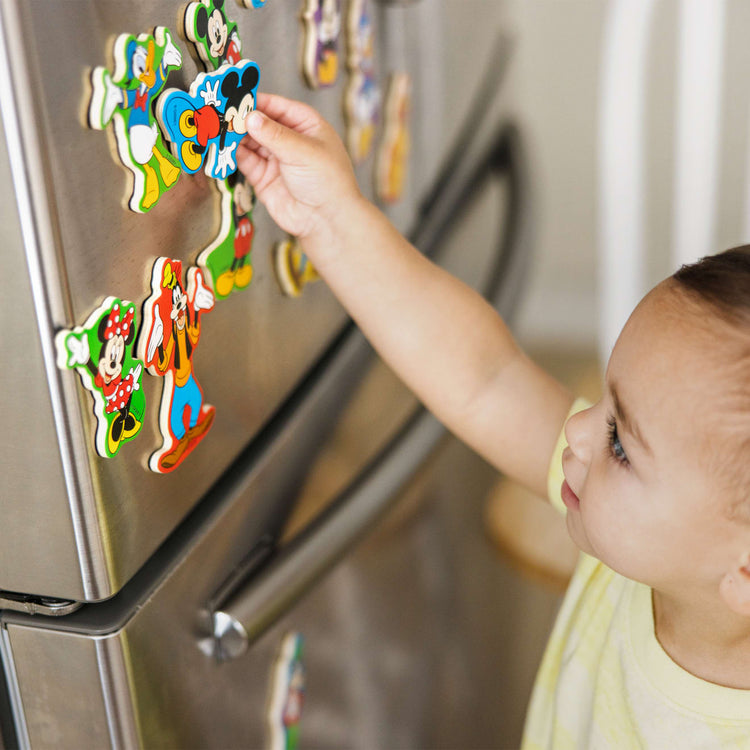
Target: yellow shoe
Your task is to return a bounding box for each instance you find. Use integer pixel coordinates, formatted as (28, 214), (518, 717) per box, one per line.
(142, 163), (160, 209)
(152, 146), (179, 186)
(121, 413), (141, 440)
(234, 264), (253, 289)
(107, 415), (124, 455)
(215, 269), (236, 297)
(160, 158), (180, 187)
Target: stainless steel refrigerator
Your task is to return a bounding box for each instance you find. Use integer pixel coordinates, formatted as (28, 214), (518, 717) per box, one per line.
(0, 0), (529, 746)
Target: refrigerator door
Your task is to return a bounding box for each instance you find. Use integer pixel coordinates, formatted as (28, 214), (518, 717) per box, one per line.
(0, 0), (443, 602)
(0, 111), (530, 748)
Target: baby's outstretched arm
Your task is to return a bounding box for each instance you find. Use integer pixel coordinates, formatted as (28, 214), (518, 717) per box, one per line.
(238, 94), (574, 498)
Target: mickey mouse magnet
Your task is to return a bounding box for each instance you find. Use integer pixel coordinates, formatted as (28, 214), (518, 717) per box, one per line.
(88, 27), (182, 213)
(156, 60), (260, 180)
(137, 258), (216, 473)
(198, 173), (257, 298)
(56, 298), (145, 458)
(184, 0), (243, 71)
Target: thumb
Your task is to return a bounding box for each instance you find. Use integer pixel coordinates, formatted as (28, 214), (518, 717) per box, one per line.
(246, 111), (309, 164)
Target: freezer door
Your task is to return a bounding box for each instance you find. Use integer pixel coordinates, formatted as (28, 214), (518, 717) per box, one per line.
(0, 0), (443, 602)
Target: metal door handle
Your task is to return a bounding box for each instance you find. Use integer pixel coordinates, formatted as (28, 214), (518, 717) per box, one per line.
(208, 120), (529, 661)
(210, 407), (443, 660)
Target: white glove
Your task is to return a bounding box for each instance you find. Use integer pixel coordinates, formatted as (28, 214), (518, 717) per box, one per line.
(215, 141), (237, 178)
(230, 31), (242, 56)
(162, 31), (182, 69)
(66, 334), (90, 367)
(147, 305), (164, 362)
(130, 363), (143, 389)
(192, 272), (215, 312)
(200, 79), (221, 107)
(100, 71), (124, 126)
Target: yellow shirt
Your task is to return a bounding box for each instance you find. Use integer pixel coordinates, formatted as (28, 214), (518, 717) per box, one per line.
(522, 398), (750, 749)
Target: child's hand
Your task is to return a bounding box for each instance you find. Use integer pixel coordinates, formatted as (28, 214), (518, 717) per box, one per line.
(237, 93), (362, 247)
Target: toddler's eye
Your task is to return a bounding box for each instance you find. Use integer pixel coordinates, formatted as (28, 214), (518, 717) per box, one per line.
(606, 415), (629, 467)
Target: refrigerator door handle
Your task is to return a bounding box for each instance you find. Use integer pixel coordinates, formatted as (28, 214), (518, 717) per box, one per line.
(210, 118), (529, 661)
(210, 407), (443, 661)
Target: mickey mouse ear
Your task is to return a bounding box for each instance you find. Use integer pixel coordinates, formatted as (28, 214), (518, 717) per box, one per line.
(241, 64), (259, 91)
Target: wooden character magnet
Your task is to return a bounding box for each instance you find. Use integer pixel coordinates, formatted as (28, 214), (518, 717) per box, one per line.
(344, 0), (379, 163)
(156, 60), (260, 180)
(138, 258), (216, 473)
(88, 27), (182, 213)
(301, 0), (342, 89)
(375, 72), (411, 204)
(184, 0), (243, 71)
(56, 298), (145, 458)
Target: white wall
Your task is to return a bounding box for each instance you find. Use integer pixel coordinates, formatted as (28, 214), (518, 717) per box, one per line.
(439, 0), (750, 352)
(439, 0), (604, 349)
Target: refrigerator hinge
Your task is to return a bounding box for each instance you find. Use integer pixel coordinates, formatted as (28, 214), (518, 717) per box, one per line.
(0, 592), (82, 617)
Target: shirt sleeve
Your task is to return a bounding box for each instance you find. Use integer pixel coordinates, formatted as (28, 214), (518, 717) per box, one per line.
(547, 397), (592, 514)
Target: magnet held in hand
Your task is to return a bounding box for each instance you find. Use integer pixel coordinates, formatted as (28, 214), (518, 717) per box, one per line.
(156, 60), (260, 180)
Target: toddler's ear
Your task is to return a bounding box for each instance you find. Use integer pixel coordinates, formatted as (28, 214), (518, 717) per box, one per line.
(719, 554), (750, 616)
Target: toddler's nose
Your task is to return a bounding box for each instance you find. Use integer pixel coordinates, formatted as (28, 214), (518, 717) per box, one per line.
(564, 406), (594, 465)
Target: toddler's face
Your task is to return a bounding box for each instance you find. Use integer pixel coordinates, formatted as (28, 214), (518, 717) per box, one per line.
(561, 282), (747, 591)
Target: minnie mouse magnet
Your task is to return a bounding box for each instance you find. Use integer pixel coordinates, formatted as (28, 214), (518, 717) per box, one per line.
(56, 298), (145, 458)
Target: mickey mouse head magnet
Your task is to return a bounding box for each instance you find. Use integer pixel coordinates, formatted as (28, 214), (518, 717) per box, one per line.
(301, 0), (342, 89)
(137, 258), (216, 473)
(184, 0), (243, 71)
(88, 27), (182, 213)
(55, 298), (145, 458)
(156, 60), (260, 180)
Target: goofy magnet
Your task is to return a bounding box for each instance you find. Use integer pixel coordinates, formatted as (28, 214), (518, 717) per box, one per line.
(156, 60), (260, 180)
(88, 27), (182, 213)
(56, 298), (145, 458)
(138, 258), (216, 473)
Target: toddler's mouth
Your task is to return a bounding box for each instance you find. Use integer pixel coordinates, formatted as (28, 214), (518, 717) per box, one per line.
(561, 480), (580, 511)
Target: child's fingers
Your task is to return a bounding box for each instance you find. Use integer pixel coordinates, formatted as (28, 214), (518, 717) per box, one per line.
(237, 137), (272, 162)
(245, 110), (311, 166)
(255, 92), (320, 135)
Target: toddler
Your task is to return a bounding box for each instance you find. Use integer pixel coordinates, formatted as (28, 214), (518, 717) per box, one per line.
(237, 93), (750, 747)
